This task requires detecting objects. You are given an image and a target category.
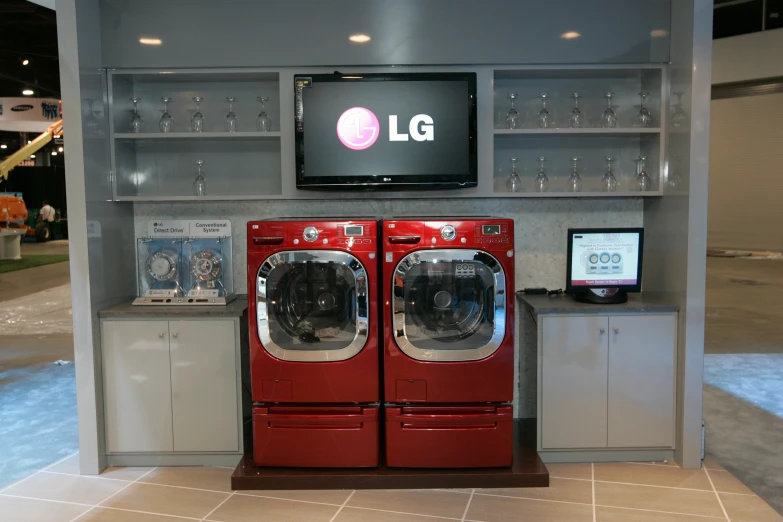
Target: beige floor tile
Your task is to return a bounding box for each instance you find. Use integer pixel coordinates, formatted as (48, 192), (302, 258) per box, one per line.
(3, 471), (129, 505)
(546, 463), (593, 480)
(45, 453), (81, 474)
(100, 482), (229, 519)
(720, 492), (783, 522)
(77, 507), (197, 521)
(239, 489), (351, 505)
(477, 477), (593, 504)
(347, 489), (470, 519)
(467, 493), (593, 522)
(139, 466), (234, 493)
(596, 505), (726, 521)
(594, 462), (712, 490)
(336, 506), (457, 521)
(206, 494), (339, 522)
(595, 481), (725, 518)
(702, 455), (726, 471)
(707, 469), (755, 495)
(0, 495), (90, 522)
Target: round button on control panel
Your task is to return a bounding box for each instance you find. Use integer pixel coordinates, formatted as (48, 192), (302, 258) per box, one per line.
(303, 226), (319, 242)
(440, 225), (457, 241)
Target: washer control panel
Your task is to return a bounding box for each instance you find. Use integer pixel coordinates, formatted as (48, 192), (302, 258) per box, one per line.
(455, 263), (476, 278)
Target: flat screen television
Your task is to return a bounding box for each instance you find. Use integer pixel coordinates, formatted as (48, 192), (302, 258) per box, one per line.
(566, 228), (644, 304)
(295, 72), (477, 190)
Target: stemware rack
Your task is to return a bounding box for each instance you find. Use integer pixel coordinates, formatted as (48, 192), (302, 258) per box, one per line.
(105, 65), (669, 201)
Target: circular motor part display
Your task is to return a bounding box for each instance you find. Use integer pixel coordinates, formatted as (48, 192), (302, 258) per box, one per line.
(599, 252), (611, 264)
(588, 253), (600, 264)
(191, 249), (222, 283)
(611, 253), (622, 263)
(146, 249), (179, 283)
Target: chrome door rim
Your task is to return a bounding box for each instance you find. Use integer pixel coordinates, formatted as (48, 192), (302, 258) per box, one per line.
(392, 249), (506, 362)
(257, 250), (369, 362)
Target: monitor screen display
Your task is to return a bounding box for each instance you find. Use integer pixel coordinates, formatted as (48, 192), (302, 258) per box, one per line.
(295, 73), (477, 190)
(567, 229), (644, 291)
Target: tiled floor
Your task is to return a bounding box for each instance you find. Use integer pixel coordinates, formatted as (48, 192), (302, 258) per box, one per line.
(0, 455), (780, 522)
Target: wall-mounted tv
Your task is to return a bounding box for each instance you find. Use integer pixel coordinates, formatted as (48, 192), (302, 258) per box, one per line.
(295, 72), (477, 191)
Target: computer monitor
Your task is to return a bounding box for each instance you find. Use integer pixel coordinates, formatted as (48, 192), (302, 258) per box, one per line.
(566, 228), (644, 304)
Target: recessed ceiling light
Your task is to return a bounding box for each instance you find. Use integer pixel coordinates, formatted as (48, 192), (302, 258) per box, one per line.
(560, 31), (581, 40)
(58, 147), (64, 152)
(27, 140), (32, 144)
(139, 37), (162, 45)
(51, 151), (57, 156)
(0, 145), (6, 149)
(650, 29), (669, 37)
(22, 59), (29, 66)
(342, 76), (363, 79)
(349, 33), (371, 43)
(22, 89), (34, 96)
(30, 154), (35, 158)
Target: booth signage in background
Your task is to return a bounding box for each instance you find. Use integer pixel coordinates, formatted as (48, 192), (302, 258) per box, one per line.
(147, 219), (232, 238)
(0, 97), (62, 133)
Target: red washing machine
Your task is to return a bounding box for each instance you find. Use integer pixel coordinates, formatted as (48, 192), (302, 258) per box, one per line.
(382, 218), (515, 468)
(248, 220), (380, 468)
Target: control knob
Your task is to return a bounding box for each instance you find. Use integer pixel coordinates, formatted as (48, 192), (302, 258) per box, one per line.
(303, 226), (319, 242)
(440, 225), (457, 241)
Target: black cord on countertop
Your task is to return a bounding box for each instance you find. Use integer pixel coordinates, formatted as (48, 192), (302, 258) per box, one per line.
(516, 288), (564, 296)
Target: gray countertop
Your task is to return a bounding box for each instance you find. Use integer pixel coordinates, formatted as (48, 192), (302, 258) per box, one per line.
(98, 296), (248, 318)
(517, 293), (679, 315)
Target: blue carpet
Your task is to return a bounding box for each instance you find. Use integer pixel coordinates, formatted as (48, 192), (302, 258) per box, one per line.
(704, 353), (783, 418)
(0, 360), (78, 489)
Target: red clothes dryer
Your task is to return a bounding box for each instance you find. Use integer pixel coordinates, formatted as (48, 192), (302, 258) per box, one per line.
(382, 218), (515, 468)
(248, 220), (380, 468)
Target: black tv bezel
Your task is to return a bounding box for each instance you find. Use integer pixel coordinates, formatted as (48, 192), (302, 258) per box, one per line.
(565, 227), (645, 294)
(294, 72), (478, 191)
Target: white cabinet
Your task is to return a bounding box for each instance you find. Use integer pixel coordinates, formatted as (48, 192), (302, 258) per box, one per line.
(539, 313), (677, 451)
(170, 320), (238, 452)
(102, 318), (240, 455)
(541, 316), (608, 449)
(103, 321), (174, 453)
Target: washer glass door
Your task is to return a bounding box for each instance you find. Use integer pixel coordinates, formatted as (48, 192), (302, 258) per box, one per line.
(257, 251), (368, 362)
(393, 249), (506, 362)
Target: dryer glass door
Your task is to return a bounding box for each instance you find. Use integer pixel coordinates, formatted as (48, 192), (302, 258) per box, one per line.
(257, 251), (368, 362)
(393, 249), (506, 362)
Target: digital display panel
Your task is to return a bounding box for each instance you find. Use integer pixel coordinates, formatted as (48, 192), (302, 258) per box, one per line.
(482, 225), (501, 235)
(568, 230), (642, 288)
(344, 225), (363, 236)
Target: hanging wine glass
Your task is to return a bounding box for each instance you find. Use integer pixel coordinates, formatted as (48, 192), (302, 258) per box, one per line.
(567, 156), (583, 193)
(569, 93), (584, 128)
(191, 96), (205, 133)
(159, 97), (173, 133)
(256, 96), (272, 132)
(537, 93), (552, 129)
(636, 155), (651, 191)
(534, 156), (549, 192)
(193, 160), (207, 196)
(668, 156), (684, 189)
(671, 92), (687, 129)
(635, 92), (652, 128)
(601, 92), (617, 128)
(506, 156), (522, 193)
(505, 93), (520, 129)
(84, 98), (102, 136)
(225, 96), (238, 132)
(128, 97), (142, 133)
(602, 156), (618, 192)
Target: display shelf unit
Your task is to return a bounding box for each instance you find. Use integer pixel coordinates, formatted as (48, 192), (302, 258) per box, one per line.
(491, 66), (666, 197)
(108, 69), (282, 200)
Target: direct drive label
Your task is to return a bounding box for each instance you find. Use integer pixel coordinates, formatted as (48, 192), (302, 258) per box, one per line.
(148, 220), (231, 238)
(148, 220), (188, 237)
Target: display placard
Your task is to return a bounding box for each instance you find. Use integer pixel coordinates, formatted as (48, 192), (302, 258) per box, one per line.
(147, 220), (231, 238)
(148, 220), (188, 237)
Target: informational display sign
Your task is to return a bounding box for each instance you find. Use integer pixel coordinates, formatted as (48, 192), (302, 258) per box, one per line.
(0, 97), (61, 133)
(147, 220), (231, 238)
(569, 231), (641, 287)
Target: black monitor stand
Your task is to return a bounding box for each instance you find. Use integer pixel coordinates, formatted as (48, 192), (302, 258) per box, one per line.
(572, 288), (628, 304)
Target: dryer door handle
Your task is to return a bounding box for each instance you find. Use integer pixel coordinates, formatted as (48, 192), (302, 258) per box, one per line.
(388, 235), (421, 244)
(253, 236), (284, 245)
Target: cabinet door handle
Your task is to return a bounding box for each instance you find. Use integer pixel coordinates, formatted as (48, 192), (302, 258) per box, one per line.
(172, 332), (179, 338)
(158, 333), (165, 338)
(613, 328), (620, 334)
(599, 328), (605, 334)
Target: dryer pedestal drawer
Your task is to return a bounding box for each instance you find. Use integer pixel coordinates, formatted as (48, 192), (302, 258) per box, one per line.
(385, 405), (513, 468)
(253, 406), (380, 468)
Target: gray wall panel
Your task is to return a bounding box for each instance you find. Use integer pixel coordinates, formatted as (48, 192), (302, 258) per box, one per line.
(100, 0), (670, 68)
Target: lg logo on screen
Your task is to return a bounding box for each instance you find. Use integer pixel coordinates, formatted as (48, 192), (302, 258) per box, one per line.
(336, 107), (434, 151)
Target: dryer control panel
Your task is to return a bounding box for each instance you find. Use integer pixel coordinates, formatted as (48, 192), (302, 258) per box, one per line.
(248, 220), (378, 252)
(383, 218), (513, 251)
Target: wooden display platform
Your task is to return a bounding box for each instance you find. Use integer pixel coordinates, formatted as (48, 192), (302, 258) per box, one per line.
(232, 420), (549, 490)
